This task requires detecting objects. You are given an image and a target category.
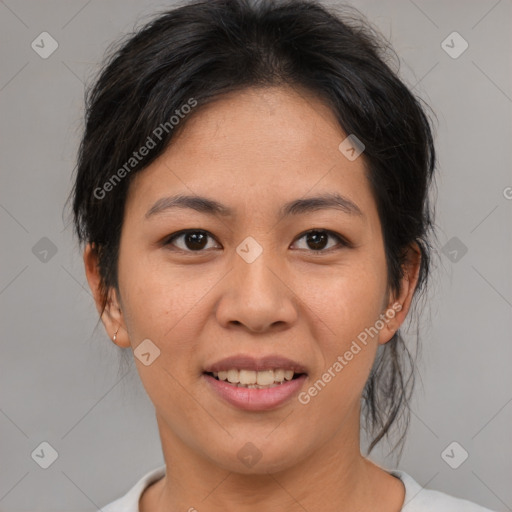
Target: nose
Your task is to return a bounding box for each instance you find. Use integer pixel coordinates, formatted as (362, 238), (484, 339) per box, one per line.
(215, 250), (298, 333)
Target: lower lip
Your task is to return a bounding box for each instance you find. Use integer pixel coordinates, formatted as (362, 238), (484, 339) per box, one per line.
(203, 373), (307, 411)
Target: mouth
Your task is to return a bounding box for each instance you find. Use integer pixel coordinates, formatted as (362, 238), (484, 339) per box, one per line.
(204, 369), (306, 389)
(202, 355), (308, 411)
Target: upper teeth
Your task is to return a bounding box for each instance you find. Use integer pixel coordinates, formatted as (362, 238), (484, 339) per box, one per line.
(213, 369), (295, 385)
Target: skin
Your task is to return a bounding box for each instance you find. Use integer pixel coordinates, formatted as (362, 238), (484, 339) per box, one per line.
(84, 86), (420, 512)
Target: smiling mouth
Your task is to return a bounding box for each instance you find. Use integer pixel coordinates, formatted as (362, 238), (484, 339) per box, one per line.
(204, 369), (306, 389)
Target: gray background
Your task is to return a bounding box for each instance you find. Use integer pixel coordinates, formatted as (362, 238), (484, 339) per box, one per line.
(1, 0), (511, 510)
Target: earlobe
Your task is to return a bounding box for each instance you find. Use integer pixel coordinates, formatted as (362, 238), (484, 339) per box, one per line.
(83, 243), (131, 348)
(377, 301), (403, 345)
(101, 288), (131, 348)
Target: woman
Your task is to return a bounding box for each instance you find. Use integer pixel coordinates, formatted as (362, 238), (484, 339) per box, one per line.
(71, 0), (496, 510)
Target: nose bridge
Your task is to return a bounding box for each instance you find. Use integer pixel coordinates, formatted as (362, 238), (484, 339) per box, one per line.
(234, 239), (281, 304)
(236, 247), (275, 294)
(215, 237), (297, 331)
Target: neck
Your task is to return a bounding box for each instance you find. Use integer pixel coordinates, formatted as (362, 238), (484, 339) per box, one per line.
(140, 413), (404, 512)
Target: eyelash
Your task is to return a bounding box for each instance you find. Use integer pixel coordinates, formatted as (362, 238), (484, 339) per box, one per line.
(162, 229), (351, 253)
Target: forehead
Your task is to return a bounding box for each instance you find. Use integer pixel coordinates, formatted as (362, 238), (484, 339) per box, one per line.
(126, 86), (377, 223)
(166, 86), (348, 173)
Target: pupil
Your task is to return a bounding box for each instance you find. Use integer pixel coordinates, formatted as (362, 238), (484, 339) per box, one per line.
(186, 232), (207, 250)
(307, 231), (327, 250)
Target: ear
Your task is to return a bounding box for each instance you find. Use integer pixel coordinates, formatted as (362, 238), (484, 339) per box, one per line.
(83, 243), (131, 348)
(378, 242), (422, 345)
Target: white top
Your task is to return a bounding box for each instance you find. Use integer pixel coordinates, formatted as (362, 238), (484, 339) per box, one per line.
(101, 465), (497, 512)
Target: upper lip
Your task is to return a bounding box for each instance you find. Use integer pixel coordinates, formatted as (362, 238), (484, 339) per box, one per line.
(203, 354), (308, 374)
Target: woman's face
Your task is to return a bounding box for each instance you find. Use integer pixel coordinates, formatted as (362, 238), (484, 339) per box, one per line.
(89, 86), (413, 474)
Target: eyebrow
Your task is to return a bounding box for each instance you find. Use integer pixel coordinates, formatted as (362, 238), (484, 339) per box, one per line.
(145, 192), (364, 220)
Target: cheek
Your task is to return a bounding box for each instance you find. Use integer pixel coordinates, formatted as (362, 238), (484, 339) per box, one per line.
(300, 258), (388, 349)
(117, 251), (215, 351)
(297, 263), (386, 418)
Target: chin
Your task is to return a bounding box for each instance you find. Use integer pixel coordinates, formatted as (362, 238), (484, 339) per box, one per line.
(205, 434), (308, 475)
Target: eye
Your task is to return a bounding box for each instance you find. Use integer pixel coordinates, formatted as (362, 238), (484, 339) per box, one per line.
(291, 229), (349, 252)
(163, 229), (349, 253)
(163, 230), (220, 252)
